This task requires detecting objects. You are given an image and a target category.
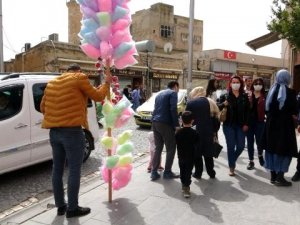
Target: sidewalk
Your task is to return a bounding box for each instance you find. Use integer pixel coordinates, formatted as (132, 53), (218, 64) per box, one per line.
(1, 132), (300, 225)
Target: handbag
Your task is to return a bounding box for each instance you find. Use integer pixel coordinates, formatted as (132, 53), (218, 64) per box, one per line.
(219, 106), (227, 122)
(212, 135), (223, 158)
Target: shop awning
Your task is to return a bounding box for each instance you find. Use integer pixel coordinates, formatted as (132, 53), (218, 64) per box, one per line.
(246, 32), (281, 51)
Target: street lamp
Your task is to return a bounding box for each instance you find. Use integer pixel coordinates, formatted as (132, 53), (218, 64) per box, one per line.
(187, 0), (195, 97)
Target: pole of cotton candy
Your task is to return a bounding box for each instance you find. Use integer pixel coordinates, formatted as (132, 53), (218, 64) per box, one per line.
(100, 129), (134, 190)
(77, 0), (138, 202)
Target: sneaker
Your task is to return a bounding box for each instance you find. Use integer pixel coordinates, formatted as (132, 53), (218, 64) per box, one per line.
(57, 205), (67, 216)
(192, 173), (202, 180)
(151, 171), (161, 181)
(258, 155), (265, 166)
(66, 206), (91, 218)
(291, 171), (300, 182)
(163, 171), (180, 179)
(182, 186), (191, 198)
(247, 161), (255, 170)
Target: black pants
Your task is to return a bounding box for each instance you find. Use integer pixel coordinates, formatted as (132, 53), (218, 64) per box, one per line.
(179, 160), (194, 187)
(194, 156), (215, 177)
(297, 151), (300, 172)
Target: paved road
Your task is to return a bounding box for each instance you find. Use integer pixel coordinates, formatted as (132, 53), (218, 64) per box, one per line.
(0, 118), (151, 215)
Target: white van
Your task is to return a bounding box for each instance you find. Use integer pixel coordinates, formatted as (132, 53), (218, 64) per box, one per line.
(0, 73), (100, 175)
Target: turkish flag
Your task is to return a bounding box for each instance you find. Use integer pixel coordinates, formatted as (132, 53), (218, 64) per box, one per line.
(224, 50), (236, 59)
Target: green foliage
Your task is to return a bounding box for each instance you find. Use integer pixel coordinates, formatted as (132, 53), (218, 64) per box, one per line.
(268, 0), (300, 49)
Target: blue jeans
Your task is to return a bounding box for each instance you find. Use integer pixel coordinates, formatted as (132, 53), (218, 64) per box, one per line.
(223, 124), (246, 168)
(50, 127), (85, 210)
(247, 121), (265, 160)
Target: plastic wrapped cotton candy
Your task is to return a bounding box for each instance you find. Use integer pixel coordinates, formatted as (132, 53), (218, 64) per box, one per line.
(117, 130), (133, 145)
(77, 0), (138, 69)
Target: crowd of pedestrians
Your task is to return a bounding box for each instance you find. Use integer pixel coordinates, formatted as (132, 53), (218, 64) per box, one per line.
(148, 69), (300, 198)
(41, 66), (300, 219)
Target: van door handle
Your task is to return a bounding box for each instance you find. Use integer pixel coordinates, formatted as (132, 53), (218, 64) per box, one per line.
(15, 123), (28, 129)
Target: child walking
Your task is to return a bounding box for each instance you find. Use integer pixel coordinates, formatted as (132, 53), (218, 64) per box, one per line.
(175, 111), (199, 198)
(147, 131), (164, 173)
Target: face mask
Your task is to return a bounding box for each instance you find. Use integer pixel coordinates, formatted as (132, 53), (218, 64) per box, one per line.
(231, 83), (240, 91)
(253, 85), (262, 91)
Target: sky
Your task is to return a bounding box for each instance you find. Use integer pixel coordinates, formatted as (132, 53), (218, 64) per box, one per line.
(2, 0), (282, 61)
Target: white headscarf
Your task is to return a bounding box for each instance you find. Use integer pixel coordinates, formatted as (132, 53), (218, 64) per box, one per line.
(265, 69), (291, 111)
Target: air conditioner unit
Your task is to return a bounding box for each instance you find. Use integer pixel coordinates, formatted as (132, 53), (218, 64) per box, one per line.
(49, 33), (59, 42)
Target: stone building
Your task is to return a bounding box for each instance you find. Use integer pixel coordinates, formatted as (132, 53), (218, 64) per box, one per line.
(130, 3), (203, 54)
(4, 1), (284, 94)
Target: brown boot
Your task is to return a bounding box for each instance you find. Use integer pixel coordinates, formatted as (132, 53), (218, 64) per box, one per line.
(229, 168), (235, 176)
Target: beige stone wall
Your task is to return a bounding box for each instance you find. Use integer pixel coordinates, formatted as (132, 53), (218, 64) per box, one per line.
(131, 3), (203, 55)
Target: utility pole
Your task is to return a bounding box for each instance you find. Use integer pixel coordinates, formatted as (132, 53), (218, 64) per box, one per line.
(187, 0), (194, 96)
(0, 0), (4, 72)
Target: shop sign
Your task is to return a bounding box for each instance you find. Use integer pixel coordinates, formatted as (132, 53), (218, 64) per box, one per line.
(192, 73), (211, 79)
(214, 72), (232, 80)
(113, 69), (146, 77)
(257, 72), (272, 78)
(151, 72), (179, 79)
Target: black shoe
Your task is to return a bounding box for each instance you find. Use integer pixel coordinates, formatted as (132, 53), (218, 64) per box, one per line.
(247, 161), (255, 170)
(291, 171), (300, 182)
(151, 171), (161, 181)
(208, 170), (216, 179)
(57, 205), (67, 216)
(274, 172), (292, 187)
(192, 173), (202, 180)
(275, 180), (292, 186)
(270, 171), (277, 184)
(163, 171), (180, 179)
(258, 156), (265, 166)
(66, 206), (91, 218)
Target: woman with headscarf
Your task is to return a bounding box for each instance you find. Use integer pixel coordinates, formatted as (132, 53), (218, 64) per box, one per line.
(186, 86), (220, 179)
(262, 69), (298, 186)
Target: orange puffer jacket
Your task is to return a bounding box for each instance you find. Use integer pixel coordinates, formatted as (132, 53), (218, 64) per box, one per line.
(40, 72), (109, 130)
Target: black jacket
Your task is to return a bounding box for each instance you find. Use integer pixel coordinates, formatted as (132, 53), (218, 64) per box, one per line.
(218, 92), (250, 127)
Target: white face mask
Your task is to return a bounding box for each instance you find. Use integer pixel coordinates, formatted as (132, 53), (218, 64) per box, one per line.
(231, 83), (240, 91)
(253, 85), (262, 91)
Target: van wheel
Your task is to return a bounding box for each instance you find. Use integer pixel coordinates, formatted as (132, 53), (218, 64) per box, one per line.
(83, 131), (93, 163)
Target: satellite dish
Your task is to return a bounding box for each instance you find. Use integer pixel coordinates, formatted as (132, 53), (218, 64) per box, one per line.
(164, 42), (173, 54)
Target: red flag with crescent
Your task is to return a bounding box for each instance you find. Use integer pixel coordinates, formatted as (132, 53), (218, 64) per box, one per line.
(224, 50), (236, 59)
